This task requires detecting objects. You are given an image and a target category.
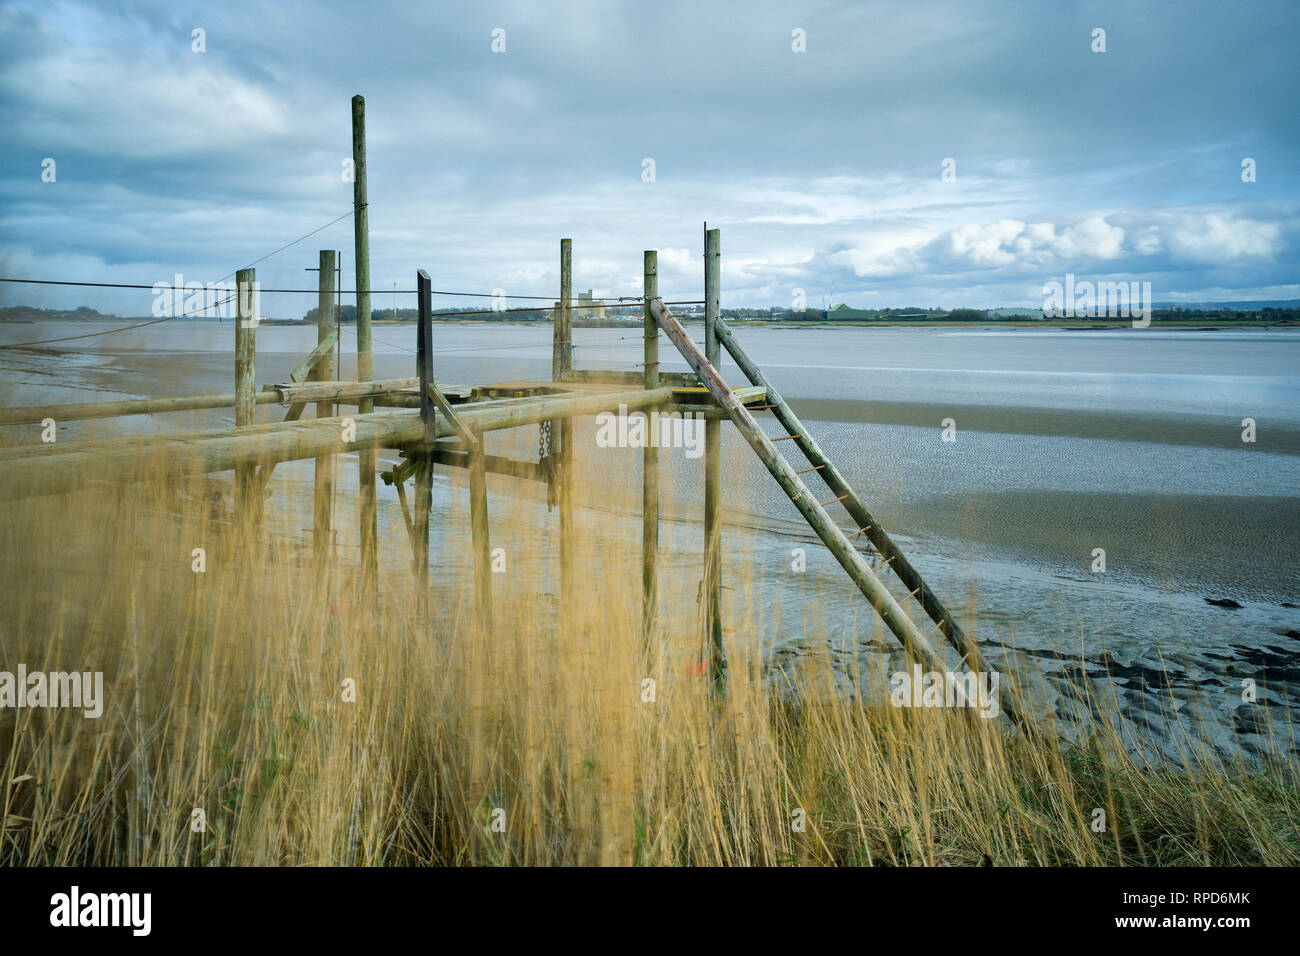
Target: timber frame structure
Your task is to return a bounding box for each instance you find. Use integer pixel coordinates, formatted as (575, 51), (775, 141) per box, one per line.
(0, 99), (1002, 715)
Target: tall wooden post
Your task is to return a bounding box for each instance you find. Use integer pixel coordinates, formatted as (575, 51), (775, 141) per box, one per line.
(642, 250), (659, 647)
(555, 239), (574, 607)
(703, 227), (723, 682)
(414, 270), (435, 613)
(352, 94), (378, 592)
(234, 268), (257, 522)
(313, 250), (336, 567)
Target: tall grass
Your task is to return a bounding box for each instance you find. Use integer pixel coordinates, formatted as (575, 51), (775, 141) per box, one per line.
(0, 439), (1296, 866)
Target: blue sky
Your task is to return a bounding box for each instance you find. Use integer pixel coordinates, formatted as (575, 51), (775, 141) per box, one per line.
(1, 0), (1297, 316)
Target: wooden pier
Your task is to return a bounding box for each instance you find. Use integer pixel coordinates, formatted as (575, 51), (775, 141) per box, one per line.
(0, 97), (994, 714)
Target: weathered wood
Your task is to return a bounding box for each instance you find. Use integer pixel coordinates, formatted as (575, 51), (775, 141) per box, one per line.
(559, 369), (699, 388)
(642, 250), (660, 646)
(234, 268), (257, 521)
(649, 298), (944, 669)
(413, 269), (436, 602)
(557, 239), (574, 609)
(265, 378), (420, 404)
(468, 429), (493, 636)
(290, 329), (339, 385)
(417, 271), (436, 442)
(313, 250), (337, 565)
(412, 455), (432, 613)
(0, 390), (286, 427)
(710, 314), (979, 668)
(426, 384), (477, 449)
(703, 226), (723, 681)
(423, 446), (546, 483)
(352, 94), (378, 591)
(0, 387), (676, 501)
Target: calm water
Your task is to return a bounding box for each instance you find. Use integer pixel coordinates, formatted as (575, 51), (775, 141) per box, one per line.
(4, 321), (1298, 757)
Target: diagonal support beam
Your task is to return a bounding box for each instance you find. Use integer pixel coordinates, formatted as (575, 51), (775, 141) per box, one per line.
(426, 383), (478, 450)
(289, 329), (340, 384)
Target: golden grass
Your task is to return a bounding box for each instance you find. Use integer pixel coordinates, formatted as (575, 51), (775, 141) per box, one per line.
(0, 439), (1296, 866)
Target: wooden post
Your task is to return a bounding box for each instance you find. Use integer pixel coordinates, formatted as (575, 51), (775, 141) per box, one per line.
(703, 226), (723, 683)
(468, 431), (493, 636)
(313, 251), (336, 567)
(556, 239), (574, 607)
(352, 94), (378, 592)
(234, 268), (257, 522)
(642, 250), (659, 647)
(414, 270), (435, 610)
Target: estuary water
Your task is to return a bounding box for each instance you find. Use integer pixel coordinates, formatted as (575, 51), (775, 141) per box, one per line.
(4, 320), (1297, 758)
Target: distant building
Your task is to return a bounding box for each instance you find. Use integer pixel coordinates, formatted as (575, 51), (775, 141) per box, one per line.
(577, 289), (605, 320)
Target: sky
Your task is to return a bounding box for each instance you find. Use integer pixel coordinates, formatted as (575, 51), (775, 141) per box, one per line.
(1, 0), (1297, 317)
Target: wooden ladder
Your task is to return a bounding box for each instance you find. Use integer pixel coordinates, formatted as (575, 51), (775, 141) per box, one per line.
(649, 298), (1001, 691)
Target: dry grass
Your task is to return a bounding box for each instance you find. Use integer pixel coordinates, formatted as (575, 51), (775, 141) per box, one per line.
(0, 439), (1296, 867)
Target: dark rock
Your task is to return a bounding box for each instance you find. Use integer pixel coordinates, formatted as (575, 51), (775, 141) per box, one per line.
(1204, 597), (1244, 609)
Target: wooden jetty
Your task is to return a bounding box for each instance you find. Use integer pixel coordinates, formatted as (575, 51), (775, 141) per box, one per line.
(0, 96), (995, 713)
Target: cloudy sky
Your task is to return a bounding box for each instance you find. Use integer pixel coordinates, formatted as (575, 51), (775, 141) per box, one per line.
(2, 0), (1297, 317)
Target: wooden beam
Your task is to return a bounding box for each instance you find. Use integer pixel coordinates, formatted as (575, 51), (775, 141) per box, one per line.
(559, 369), (699, 388)
(290, 329), (339, 384)
(0, 387), (676, 501)
(426, 384), (477, 449)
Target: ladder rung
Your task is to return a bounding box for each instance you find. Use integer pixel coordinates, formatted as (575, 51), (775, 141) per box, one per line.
(846, 525), (873, 538)
(872, 555), (895, 572)
(795, 465), (826, 475)
(820, 493), (848, 506)
(771, 434), (800, 441)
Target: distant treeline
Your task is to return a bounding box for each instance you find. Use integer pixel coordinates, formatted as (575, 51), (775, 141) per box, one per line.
(0, 305), (119, 322)
(728, 306), (1300, 323)
(3, 303), (1297, 326)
